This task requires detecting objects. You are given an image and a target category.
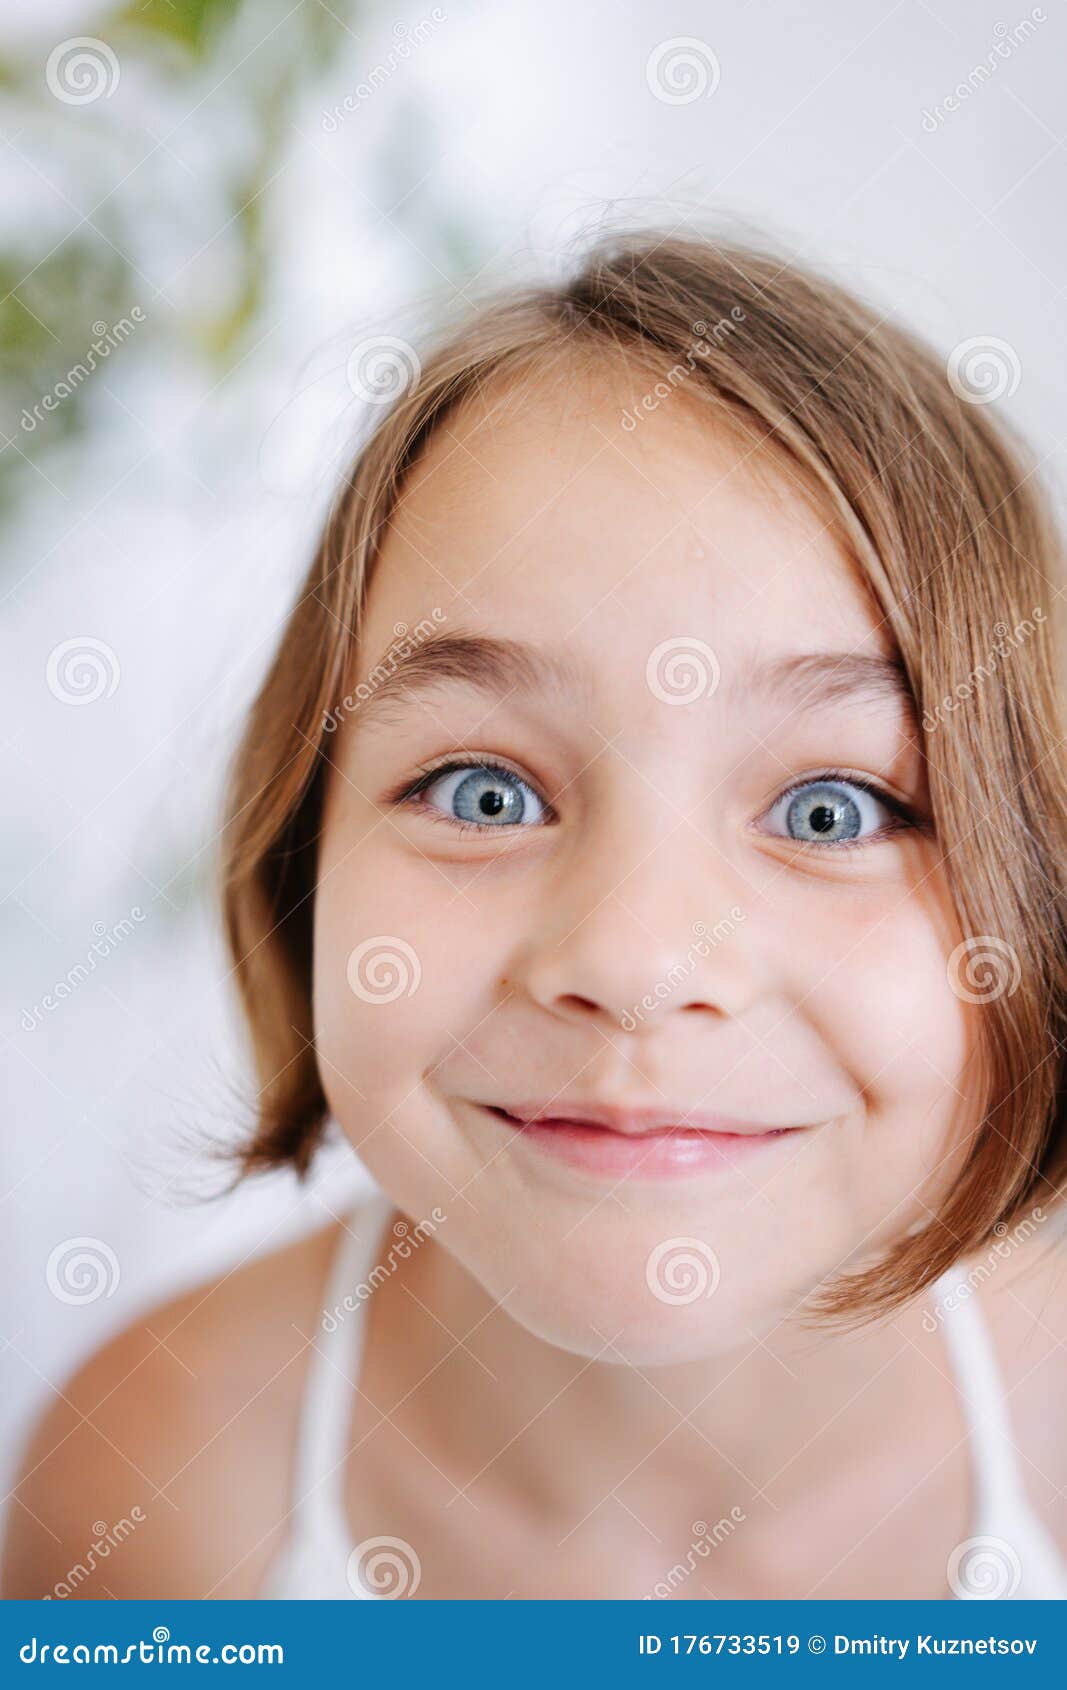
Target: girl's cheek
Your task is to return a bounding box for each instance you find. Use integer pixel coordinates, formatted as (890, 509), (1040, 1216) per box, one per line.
(786, 888), (980, 1154)
(312, 870), (501, 1127)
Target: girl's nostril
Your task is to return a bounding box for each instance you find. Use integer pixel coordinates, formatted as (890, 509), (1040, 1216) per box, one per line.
(559, 993), (600, 1017)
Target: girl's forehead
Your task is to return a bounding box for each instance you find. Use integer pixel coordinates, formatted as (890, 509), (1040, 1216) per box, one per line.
(349, 380), (913, 777)
(371, 379), (886, 659)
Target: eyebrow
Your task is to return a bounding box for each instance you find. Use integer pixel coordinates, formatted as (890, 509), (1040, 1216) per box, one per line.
(344, 631), (593, 731)
(342, 631), (914, 732)
(752, 650), (915, 721)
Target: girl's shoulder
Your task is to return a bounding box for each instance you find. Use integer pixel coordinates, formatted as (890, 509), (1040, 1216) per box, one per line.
(2, 1215), (345, 1599)
(964, 1211), (1067, 1359)
(960, 1218), (1067, 1551)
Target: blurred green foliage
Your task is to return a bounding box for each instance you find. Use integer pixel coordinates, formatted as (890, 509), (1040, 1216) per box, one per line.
(1, 0), (353, 509)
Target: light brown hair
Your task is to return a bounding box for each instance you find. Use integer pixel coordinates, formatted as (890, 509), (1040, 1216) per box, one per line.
(219, 230), (1067, 1320)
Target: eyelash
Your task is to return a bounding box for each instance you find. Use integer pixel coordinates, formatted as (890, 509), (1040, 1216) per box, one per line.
(386, 758), (553, 835)
(763, 766), (926, 851)
(387, 759), (927, 845)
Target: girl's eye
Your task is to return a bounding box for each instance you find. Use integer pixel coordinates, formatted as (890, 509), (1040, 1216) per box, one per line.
(409, 762), (548, 829)
(761, 777), (906, 846)
(395, 763), (917, 844)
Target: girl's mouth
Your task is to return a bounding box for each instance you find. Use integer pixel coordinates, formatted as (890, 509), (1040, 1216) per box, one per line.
(480, 1102), (810, 1180)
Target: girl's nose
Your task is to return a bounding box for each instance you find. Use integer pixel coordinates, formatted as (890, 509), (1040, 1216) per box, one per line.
(515, 852), (760, 1035)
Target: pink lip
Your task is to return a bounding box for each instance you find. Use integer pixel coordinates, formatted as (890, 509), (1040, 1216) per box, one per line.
(482, 1102), (810, 1180)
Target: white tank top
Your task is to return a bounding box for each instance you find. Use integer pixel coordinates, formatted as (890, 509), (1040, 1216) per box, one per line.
(258, 1192), (1067, 1600)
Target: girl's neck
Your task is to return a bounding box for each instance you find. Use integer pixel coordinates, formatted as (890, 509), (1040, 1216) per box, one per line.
(364, 1218), (955, 1530)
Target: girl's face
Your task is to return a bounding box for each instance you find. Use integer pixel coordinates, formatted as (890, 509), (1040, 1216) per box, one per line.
(314, 364), (981, 1364)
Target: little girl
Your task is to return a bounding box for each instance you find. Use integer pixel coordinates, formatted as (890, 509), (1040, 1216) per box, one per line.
(6, 230), (1067, 1601)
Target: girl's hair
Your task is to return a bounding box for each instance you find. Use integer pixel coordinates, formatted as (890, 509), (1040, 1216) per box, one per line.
(220, 229), (1067, 1321)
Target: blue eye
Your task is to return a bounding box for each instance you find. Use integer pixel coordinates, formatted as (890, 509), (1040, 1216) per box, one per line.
(763, 777), (900, 846)
(416, 762), (547, 828)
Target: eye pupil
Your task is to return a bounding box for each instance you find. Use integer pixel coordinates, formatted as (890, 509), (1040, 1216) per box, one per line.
(449, 767), (530, 826)
(784, 782), (863, 843)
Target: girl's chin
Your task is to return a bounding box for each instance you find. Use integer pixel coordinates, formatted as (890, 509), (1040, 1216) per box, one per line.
(496, 1292), (769, 1368)
(459, 1238), (783, 1365)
